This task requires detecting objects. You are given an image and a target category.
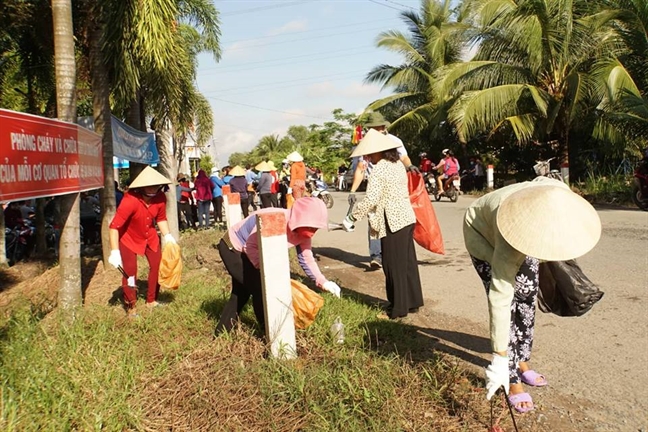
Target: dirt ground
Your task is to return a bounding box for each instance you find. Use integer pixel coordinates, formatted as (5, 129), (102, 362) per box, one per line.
(317, 191), (648, 432)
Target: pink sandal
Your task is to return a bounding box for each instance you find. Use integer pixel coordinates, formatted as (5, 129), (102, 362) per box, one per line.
(520, 370), (548, 387)
(508, 392), (534, 413)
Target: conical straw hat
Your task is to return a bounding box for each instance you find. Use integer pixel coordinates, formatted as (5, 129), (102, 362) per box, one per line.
(351, 128), (400, 158)
(286, 151), (303, 162)
(496, 185), (601, 261)
(255, 161), (272, 172)
(129, 166), (171, 189)
(267, 161), (277, 170)
(229, 165), (246, 176)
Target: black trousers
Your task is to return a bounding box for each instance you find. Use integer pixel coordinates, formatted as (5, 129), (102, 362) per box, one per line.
(215, 239), (265, 334)
(260, 193), (273, 208)
(270, 193), (279, 208)
(381, 222), (424, 318)
(240, 197), (250, 218)
(212, 196), (223, 222)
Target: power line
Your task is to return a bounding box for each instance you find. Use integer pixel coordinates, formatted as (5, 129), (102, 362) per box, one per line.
(225, 24), (397, 52)
(367, 0), (404, 11)
(198, 45), (374, 74)
(207, 97), (334, 121)
(202, 68), (368, 95)
(383, 0), (416, 10)
(220, 1), (313, 17)
(220, 17), (398, 46)
(208, 73), (368, 98)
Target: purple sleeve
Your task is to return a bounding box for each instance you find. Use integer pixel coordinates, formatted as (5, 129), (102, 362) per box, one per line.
(295, 241), (327, 287)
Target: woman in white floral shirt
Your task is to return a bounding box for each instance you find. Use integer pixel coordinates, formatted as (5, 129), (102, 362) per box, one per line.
(342, 129), (423, 319)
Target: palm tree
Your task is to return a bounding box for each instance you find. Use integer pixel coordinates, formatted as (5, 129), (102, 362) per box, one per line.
(52, 0), (82, 309)
(364, 0), (465, 145)
(444, 0), (615, 166)
(591, 0), (648, 150)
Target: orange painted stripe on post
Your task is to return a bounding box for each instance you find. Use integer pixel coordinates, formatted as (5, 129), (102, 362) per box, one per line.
(222, 185), (231, 194)
(258, 211), (286, 237)
(228, 193), (240, 204)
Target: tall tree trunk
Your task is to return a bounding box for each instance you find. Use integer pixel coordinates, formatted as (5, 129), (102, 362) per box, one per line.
(156, 123), (180, 239)
(33, 198), (47, 256)
(88, 15), (116, 267)
(126, 94), (146, 180)
(52, 0), (82, 309)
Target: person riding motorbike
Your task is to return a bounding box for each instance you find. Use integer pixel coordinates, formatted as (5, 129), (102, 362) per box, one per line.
(434, 149), (460, 195)
(419, 152), (433, 174)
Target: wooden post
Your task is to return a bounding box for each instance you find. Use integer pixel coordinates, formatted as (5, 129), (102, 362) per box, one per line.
(256, 211), (296, 359)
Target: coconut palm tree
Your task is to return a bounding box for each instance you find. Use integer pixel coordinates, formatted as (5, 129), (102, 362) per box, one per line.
(591, 0), (648, 149)
(444, 0), (616, 166)
(52, 0), (82, 309)
(364, 0), (465, 144)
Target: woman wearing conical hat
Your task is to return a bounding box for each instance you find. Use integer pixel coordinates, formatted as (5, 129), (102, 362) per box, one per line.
(255, 161), (274, 209)
(228, 166), (250, 218)
(107, 166), (178, 317)
(286, 151), (306, 202)
(463, 177), (601, 413)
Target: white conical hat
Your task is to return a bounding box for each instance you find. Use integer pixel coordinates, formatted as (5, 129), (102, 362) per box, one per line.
(496, 185), (601, 261)
(351, 128), (400, 158)
(255, 161), (272, 172)
(286, 151), (303, 162)
(129, 166), (171, 189)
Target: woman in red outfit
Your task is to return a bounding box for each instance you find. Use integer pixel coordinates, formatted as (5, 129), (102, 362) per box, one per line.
(108, 167), (177, 316)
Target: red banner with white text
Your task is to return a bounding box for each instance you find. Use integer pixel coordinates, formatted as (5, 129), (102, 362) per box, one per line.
(0, 109), (103, 202)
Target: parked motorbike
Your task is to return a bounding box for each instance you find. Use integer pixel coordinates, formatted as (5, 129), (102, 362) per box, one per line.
(431, 173), (460, 202)
(4, 220), (34, 266)
(632, 158), (648, 211)
(307, 176), (334, 209)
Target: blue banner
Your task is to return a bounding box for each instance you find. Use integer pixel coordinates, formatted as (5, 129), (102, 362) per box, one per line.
(77, 116), (159, 168)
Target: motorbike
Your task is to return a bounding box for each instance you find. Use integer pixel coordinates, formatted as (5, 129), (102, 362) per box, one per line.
(306, 176), (334, 209)
(632, 158), (648, 211)
(422, 171), (436, 195)
(4, 220), (34, 266)
(431, 172), (460, 202)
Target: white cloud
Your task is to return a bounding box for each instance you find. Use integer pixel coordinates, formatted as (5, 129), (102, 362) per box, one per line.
(213, 129), (256, 164)
(267, 19), (308, 36)
(461, 43), (479, 61)
(305, 80), (382, 99)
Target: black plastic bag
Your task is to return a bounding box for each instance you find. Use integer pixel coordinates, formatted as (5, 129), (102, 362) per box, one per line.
(538, 260), (604, 317)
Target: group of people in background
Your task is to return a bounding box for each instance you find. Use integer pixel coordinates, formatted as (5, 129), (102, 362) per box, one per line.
(174, 150), (322, 230)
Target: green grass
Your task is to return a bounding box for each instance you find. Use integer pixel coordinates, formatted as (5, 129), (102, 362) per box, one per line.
(573, 171), (633, 206)
(0, 233), (489, 431)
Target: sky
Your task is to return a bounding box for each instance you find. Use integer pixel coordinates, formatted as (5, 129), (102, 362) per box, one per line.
(196, 0), (422, 166)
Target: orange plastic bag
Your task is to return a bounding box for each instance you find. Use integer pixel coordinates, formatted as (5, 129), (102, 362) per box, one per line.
(291, 279), (324, 329)
(407, 172), (445, 255)
(159, 242), (183, 290)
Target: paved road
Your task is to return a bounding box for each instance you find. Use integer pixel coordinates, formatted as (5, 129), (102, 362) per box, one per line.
(313, 191), (647, 431)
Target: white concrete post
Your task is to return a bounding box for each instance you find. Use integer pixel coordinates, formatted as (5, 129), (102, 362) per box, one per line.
(560, 162), (570, 185)
(256, 211), (297, 359)
(225, 191), (242, 229)
(222, 185), (231, 225)
(486, 164), (494, 190)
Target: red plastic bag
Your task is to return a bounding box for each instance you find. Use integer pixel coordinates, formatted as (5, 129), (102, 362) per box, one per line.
(407, 172), (445, 255)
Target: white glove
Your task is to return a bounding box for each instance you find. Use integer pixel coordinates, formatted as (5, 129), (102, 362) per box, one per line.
(108, 249), (122, 269)
(341, 216), (355, 232)
(127, 276), (136, 287)
(163, 233), (177, 245)
(485, 354), (510, 400)
(322, 280), (341, 298)
(287, 187), (293, 194)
